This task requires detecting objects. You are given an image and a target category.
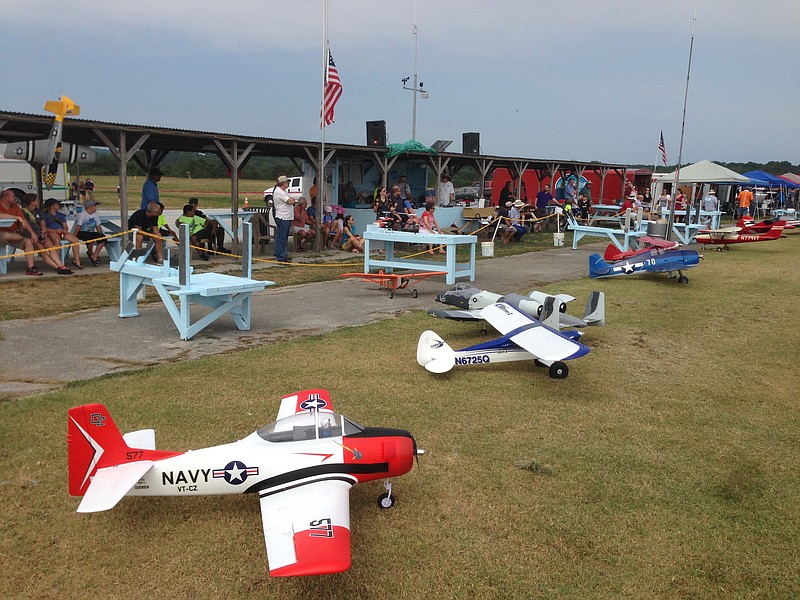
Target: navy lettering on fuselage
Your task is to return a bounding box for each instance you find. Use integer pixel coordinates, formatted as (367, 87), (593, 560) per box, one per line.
(162, 468), (211, 486)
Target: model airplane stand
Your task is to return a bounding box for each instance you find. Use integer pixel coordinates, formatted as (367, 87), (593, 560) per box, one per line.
(111, 223), (273, 340)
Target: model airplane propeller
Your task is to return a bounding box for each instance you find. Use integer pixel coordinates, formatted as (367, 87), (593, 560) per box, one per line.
(430, 283), (605, 332)
(589, 236), (700, 283)
(2, 96), (95, 189)
(68, 389), (423, 577)
(418, 301), (590, 379)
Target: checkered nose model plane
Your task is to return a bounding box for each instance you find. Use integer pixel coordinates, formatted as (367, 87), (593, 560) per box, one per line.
(68, 389), (423, 577)
(2, 96), (95, 189)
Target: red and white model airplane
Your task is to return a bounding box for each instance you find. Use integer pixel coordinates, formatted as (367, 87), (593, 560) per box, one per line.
(695, 220), (785, 250)
(68, 389), (423, 576)
(339, 269), (447, 298)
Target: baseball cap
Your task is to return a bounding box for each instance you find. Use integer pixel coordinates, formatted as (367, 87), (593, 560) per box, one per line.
(277, 175), (288, 184)
(84, 199), (99, 208)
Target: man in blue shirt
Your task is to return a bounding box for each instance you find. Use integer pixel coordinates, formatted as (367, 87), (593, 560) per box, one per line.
(140, 167), (163, 210)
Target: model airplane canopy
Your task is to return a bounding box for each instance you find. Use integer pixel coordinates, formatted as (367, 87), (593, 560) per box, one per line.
(68, 390), (422, 577)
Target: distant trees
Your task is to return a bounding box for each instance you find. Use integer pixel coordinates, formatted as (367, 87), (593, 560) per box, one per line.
(84, 150), (299, 179)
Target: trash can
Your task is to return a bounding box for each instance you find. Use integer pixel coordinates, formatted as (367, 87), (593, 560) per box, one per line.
(646, 220), (668, 239)
(481, 241), (495, 257)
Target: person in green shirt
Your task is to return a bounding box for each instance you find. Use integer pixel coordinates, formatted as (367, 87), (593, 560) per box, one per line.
(176, 204), (212, 260)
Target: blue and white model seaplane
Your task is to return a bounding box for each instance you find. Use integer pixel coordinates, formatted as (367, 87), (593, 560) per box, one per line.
(589, 236), (700, 284)
(418, 301), (590, 379)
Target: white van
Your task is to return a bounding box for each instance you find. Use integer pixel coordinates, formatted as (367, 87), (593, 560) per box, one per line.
(263, 176), (306, 205)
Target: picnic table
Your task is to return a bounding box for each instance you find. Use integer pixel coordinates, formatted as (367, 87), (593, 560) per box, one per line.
(363, 228), (477, 285)
(206, 212), (259, 244)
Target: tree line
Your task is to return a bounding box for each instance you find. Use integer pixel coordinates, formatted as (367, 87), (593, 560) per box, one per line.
(88, 151), (299, 179)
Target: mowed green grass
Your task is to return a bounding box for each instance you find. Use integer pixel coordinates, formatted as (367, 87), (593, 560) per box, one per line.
(87, 175), (276, 210)
(1, 236), (799, 598)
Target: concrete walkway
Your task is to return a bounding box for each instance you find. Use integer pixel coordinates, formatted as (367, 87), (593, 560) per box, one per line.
(0, 240), (601, 399)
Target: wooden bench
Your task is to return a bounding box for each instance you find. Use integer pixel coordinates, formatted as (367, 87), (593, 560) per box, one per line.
(363, 228), (477, 285)
(112, 223), (274, 340)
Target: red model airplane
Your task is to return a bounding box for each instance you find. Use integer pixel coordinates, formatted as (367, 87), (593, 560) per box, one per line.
(339, 270), (448, 298)
(602, 235), (680, 262)
(736, 218), (795, 234)
(695, 221), (785, 250)
(68, 389), (422, 576)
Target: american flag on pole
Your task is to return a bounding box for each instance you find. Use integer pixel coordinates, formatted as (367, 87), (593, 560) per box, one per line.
(321, 48), (342, 128)
(658, 131), (668, 166)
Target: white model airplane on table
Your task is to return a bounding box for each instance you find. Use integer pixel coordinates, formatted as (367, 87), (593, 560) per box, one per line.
(429, 283), (605, 331)
(68, 389), (422, 577)
(418, 301), (590, 379)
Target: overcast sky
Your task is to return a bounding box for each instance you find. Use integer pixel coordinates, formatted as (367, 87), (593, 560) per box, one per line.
(2, 0), (798, 166)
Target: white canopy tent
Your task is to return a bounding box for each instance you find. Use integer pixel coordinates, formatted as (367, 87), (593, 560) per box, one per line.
(652, 160), (751, 213)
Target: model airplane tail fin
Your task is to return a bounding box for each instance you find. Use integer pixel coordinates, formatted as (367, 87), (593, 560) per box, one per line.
(539, 296), (561, 330)
(68, 404), (133, 497)
(588, 253), (609, 279)
(44, 96), (80, 120)
(417, 330), (456, 373)
(764, 223), (785, 239)
(582, 291), (605, 326)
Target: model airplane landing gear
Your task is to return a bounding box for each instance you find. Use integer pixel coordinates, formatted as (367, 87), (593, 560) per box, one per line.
(549, 361), (568, 379)
(378, 479), (395, 509)
(678, 272), (689, 284)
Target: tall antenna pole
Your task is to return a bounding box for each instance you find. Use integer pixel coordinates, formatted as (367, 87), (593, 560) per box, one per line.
(666, 2), (698, 240)
(411, 0), (419, 140)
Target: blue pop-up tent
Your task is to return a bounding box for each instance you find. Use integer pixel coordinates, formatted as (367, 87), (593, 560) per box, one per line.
(743, 170), (800, 188)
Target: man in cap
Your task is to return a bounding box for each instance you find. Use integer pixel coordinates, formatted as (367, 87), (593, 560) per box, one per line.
(140, 167), (163, 210)
(272, 175), (296, 262)
(578, 179), (592, 203)
(437, 173), (454, 207)
(75, 199), (107, 266)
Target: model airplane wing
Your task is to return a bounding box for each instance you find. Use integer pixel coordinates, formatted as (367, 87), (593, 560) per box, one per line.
(259, 477), (353, 576)
(480, 302), (589, 362)
(276, 389), (334, 421)
(339, 272), (393, 282)
(428, 308), (483, 321)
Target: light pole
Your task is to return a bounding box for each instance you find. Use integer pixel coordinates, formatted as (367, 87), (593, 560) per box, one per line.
(402, 18), (428, 140)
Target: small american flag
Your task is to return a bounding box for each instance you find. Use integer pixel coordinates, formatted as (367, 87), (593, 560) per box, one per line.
(321, 49), (342, 128)
(658, 131), (668, 166)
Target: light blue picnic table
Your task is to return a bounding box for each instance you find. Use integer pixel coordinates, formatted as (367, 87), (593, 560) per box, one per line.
(363, 228), (477, 285)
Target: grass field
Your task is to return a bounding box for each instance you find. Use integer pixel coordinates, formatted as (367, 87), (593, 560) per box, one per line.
(87, 175), (276, 210)
(1, 235), (798, 599)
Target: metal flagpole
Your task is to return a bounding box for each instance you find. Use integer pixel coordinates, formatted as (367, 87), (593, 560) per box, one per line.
(666, 2), (698, 241)
(318, 0), (328, 252)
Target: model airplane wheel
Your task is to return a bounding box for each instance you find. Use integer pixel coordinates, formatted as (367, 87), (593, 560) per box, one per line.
(548, 361), (568, 379)
(388, 290), (394, 299)
(533, 359), (546, 368)
(678, 275), (689, 284)
(412, 289), (418, 298)
(378, 493), (395, 509)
